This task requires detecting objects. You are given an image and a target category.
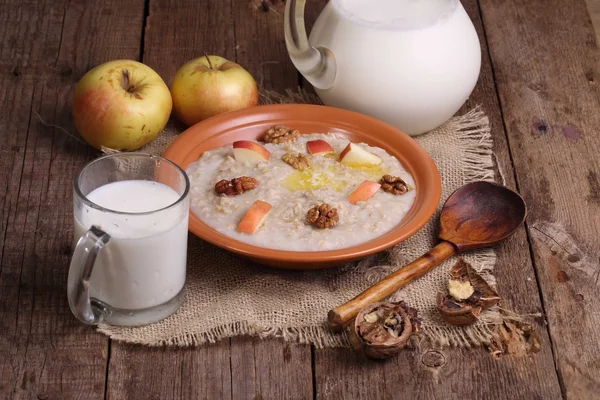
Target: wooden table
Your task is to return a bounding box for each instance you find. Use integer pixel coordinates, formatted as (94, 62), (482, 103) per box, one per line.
(1, 0), (599, 399)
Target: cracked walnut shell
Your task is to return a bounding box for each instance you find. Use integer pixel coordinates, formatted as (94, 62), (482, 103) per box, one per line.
(262, 125), (300, 144)
(215, 176), (258, 196)
(437, 258), (500, 326)
(282, 152), (311, 170)
(349, 301), (421, 360)
(379, 175), (411, 195)
(306, 203), (339, 229)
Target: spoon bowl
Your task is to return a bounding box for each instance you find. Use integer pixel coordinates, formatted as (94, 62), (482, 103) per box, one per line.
(439, 181), (527, 251)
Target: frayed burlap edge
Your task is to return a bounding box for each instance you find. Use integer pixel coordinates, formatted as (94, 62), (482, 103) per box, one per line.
(118, 323), (352, 348)
(97, 89), (527, 349)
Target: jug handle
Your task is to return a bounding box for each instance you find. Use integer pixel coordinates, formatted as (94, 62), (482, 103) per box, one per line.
(284, 0), (336, 90)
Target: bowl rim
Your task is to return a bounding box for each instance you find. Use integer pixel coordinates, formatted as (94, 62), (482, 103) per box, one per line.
(162, 104), (441, 265)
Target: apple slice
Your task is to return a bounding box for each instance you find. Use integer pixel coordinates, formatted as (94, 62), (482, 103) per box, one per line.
(306, 139), (335, 155)
(232, 141), (271, 163)
(347, 180), (381, 205)
(237, 200), (273, 234)
(338, 143), (382, 166)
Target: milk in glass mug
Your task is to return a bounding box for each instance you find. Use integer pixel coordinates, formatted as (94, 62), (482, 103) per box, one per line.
(67, 153), (190, 326)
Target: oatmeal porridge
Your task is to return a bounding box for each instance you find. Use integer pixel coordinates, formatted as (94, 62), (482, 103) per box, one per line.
(186, 130), (416, 251)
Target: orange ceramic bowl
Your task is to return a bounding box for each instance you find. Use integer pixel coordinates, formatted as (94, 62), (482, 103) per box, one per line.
(163, 104), (441, 269)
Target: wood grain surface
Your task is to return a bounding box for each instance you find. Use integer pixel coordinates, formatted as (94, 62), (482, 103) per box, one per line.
(0, 1), (145, 399)
(1, 0), (598, 398)
(105, 1), (314, 399)
(586, 0), (600, 44)
(313, 1), (563, 399)
(481, 0), (600, 398)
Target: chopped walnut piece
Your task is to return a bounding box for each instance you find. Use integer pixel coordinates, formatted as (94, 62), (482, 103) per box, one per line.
(215, 176), (258, 196)
(379, 175), (411, 195)
(306, 203), (339, 229)
(282, 152), (311, 170)
(263, 125), (301, 144)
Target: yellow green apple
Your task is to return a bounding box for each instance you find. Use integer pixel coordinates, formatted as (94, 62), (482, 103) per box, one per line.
(170, 55), (259, 126)
(71, 60), (172, 151)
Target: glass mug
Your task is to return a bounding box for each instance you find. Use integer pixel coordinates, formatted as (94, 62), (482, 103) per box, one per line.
(67, 153), (190, 326)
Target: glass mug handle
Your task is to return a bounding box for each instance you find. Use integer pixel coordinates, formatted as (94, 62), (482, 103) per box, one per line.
(67, 225), (111, 325)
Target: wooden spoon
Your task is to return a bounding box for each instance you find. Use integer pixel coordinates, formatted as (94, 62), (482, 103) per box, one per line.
(328, 181), (527, 332)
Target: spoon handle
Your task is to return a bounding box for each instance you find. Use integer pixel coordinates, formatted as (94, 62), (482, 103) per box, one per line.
(327, 241), (456, 332)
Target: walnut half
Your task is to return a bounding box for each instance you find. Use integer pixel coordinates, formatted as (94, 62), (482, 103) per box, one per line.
(380, 175), (411, 195)
(263, 125), (300, 144)
(436, 258), (500, 326)
(306, 203), (339, 229)
(349, 301), (421, 360)
(282, 152), (311, 170)
(215, 176), (258, 196)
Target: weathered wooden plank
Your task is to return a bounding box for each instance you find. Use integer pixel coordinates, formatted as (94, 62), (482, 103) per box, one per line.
(0, 0), (48, 304)
(234, 0), (297, 91)
(105, 1), (236, 398)
(0, 72), (34, 284)
(480, 0), (600, 398)
(229, 337), (257, 398)
(254, 339), (313, 399)
(312, 0), (563, 398)
(231, 1), (314, 398)
(106, 1), (314, 399)
(230, 337), (314, 400)
(0, 0), (146, 398)
(316, 345), (564, 400)
(585, 0), (600, 45)
(108, 341), (233, 400)
(142, 0), (236, 85)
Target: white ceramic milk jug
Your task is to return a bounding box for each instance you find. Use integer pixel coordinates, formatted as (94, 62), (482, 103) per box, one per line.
(284, 0), (481, 136)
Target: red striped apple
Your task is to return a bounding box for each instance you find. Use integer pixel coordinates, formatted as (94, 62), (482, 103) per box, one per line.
(339, 143), (382, 166)
(237, 200), (272, 234)
(232, 141), (270, 163)
(71, 60), (172, 151)
(170, 55), (258, 126)
(306, 139), (334, 155)
(347, 180), (381, 204)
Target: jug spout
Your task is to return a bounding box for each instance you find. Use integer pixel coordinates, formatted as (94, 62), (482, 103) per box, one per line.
(284, 0), (336, 90)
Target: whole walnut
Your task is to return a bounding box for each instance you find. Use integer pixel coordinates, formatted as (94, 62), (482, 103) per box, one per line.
(282, 152), (311, 170)
(215, 176), (258, 196)
(380, 175), (411, 195)
(306, 203), (339, 229)
(263, 125), (300, 144)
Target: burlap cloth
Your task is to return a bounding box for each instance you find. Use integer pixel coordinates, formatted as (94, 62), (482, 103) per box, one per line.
(98, 89), (503, 348)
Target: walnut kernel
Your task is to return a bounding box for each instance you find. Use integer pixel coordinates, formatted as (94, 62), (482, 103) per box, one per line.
(215, 176), (258, 196)
(306, 203), (339, 229)
(448, 279), (475, 301)
(364, 312), (379, 323)
(263, 125), (301, 144)
(282, 152), (311, 170)
(437, 258), (501, 326)
(380, 175), (411, 195)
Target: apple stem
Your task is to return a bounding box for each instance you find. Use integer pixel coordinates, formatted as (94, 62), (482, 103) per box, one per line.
(121, 69), (136, 93)
(205, 54), (214, 70)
